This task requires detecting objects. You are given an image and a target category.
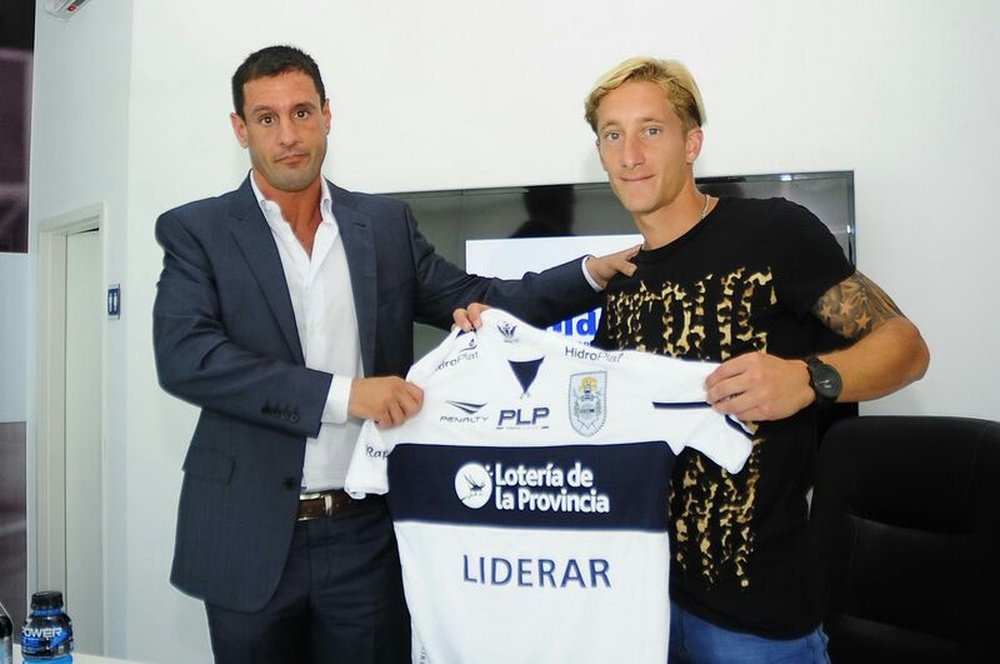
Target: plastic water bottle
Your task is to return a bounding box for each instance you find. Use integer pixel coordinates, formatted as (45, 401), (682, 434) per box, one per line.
(1, 597), (15, 664)
(20, 591), (73, 663)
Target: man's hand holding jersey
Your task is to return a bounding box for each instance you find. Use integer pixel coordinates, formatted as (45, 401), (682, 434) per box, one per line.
(349, 376), (424, 429)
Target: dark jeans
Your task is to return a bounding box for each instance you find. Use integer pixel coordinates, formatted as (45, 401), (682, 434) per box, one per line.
(205, 498), (409, 663)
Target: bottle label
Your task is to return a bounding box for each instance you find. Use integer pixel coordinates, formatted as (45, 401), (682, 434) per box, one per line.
(20, 622), (73, 657)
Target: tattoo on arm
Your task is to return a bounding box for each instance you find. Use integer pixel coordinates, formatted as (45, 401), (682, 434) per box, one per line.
(812, 271), (904, 340)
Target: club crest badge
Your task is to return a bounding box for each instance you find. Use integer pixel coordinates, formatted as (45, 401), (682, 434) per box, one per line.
(497, 320), (518, 343)
(569, 372), (607, 436)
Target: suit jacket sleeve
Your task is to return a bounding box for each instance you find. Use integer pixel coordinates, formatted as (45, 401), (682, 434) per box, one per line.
(152, 208), (331, 437)
(400, 203), (601, 330)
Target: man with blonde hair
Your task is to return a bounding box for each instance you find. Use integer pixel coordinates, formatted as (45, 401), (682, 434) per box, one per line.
(585, 56), (929, 663)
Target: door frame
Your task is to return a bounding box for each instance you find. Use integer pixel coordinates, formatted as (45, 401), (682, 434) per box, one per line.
(34, 201), (106, 646)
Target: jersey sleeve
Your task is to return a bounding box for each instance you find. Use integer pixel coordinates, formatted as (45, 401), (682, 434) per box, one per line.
(688, 417), (754, 475)
(617, 350), (753, 475)
(344, 326), (466, 498)
(344, 420), (391, 498)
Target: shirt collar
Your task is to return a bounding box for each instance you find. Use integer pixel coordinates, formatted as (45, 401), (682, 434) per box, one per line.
(250, 173), (334, 233)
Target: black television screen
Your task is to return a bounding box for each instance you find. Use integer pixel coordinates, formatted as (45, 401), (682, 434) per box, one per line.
(392, 170), (855, 354)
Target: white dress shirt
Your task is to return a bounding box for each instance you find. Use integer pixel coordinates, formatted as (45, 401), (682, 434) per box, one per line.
(252, 176), (604, 490)
(252, 175), (360, 491)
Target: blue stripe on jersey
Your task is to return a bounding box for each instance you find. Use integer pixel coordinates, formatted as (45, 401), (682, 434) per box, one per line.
(651, 401), (710, 409)
(386, 441), (673, 531)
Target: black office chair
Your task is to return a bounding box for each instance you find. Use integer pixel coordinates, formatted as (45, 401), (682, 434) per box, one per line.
(811, 416), (1000, 663)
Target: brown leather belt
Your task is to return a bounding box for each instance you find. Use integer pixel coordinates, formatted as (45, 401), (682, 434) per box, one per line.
(297, 489), (360, 521)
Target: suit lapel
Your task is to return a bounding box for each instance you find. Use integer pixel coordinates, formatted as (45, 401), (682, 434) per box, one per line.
(330, 183), (377, 377)
(228, 177), (306, 364)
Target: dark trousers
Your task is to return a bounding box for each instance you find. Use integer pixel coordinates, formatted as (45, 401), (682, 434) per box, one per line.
(205, 497), (410, 663)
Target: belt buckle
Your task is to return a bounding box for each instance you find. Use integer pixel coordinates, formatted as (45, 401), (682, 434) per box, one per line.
(297, 491), (327, 522)
(297, 490), (341, 521)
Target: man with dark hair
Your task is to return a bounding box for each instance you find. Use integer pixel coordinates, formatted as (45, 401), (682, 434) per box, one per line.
(231, 45), (327, 121)
(153, 44), (634, 663)
(584, 56), (929, 663)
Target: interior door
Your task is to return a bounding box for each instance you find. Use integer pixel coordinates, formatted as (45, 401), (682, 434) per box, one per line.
(63, 228), (104, 653)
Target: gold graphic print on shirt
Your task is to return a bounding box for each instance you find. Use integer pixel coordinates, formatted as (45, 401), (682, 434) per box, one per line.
(603, 267), (773, 587)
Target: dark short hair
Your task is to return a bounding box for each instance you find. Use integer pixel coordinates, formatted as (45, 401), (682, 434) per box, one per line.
(231, 45), (326, 118)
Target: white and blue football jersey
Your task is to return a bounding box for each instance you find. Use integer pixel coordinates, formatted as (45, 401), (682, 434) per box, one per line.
(345, 309), (753, 663)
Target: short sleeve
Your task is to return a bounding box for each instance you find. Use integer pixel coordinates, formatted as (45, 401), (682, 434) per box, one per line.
(767, 199), (855, 317)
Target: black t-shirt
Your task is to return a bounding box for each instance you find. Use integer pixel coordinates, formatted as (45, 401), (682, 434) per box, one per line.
(592, 196), (855, 638)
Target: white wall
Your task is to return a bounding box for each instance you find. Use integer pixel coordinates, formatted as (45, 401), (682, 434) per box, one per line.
(28, 1), (1000, 661)
(29, 0), (133, 655)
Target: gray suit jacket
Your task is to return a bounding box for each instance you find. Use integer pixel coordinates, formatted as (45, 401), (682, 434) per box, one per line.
(152, 176), (600, 611)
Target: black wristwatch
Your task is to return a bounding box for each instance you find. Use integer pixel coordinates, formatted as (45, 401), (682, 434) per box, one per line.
(804, 356), (842, 408)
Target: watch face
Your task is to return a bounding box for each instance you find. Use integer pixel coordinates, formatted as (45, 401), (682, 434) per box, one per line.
(807, 358), (842, 400)
(814, 371), (841, 397)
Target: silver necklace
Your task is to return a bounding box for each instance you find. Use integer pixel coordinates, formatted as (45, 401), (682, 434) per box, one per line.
(698, 191), (711, 219)
(640, 192), (713, 251)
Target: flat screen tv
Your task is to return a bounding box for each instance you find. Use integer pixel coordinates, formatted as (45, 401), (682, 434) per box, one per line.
(392, 170), (856, 355)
